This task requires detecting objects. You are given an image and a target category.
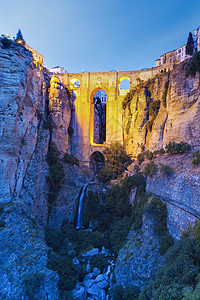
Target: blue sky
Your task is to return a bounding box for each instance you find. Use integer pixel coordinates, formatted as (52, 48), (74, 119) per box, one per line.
(1, 0), (200, 72)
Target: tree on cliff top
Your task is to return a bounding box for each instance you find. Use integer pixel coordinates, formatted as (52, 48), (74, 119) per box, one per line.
(186, 32), (194, 56)
(15, 29), (25, 45)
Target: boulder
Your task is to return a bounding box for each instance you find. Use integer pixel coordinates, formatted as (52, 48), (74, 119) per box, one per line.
(95, 274), (104, 282)
(97, 280), (109, 289)
(83, 279), (93, 289)
(82, 248), (99, 259)
(92, 267), (101, 277)
(72, 285), (86, 300)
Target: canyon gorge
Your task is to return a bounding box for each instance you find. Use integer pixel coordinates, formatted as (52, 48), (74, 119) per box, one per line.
(0, 39), (200, 299)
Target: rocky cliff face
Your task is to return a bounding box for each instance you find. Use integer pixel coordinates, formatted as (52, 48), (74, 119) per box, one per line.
(145, 153), (200, 239)
(0, 43), (60, 299)
(115, 201), (163, 288)
(0, 42), (94, 299)
(49, 75), (71, 154)
(123, 63), (200, 155)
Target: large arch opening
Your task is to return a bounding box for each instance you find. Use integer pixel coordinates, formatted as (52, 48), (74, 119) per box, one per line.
(93, 89), (107, 144)
(89, 151), (105, 174)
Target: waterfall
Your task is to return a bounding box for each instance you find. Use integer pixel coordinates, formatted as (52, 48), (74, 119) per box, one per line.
(76, 185), (87, 229)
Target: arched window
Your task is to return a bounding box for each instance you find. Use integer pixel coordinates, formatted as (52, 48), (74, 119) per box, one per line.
(119, 77), (130, 90)
(70, 78), (81, 89)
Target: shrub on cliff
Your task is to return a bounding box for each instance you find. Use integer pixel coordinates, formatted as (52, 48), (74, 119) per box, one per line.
(165, 141), (191, 155)
(159, 163), (174, 177)
(137, 152), (145, 164)
(192, 151), (200, 166)
(144, 150), (154, 160)
(46, 142), (60, 165)
(146, 100), (161, 132)
(153, 148), (165, 156)
(123, 285), (140, 300)
(97, 141), (132, 182)
(63, 153), (79, 166)
(0, 37), (12, 49)
(162, 80), (170, 108)
(143, 161), (158, 177)
(111, 285), (140, 300)
(45, 143), (65, 206)
(185, 51), (200, 78)
(145, 197), (167, 237)
(122, 89), (135, 110)
(159, 235), (174, 255)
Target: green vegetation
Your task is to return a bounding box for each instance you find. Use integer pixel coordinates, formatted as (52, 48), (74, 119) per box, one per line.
(103, 173), (146, 238)
(162, 80), (170, 108)
(186, 32), (194, 56)
(45, 143), (65, 208)
(151, 222), (200, 299)
(89, 254), (110, 273)
(23, 272), (44, 298)
(137, 153), (145, 164)
(143, 161), (158, 177)
(111, 285), (140, 300)
(110, 285), (123, 300)
(153, 148), (165, 155)
(185, 51), (200, 78)
(146, 100), (160, 132)
(84, 190), (103, 229)
(0, 37), (12, 49)
(134, 164), (141, 173)
(47, 254), (80, 291)
(136, 149), (165, 165)
(45, 173), (147, 296)
(159, 235), (174, 255)
(192, 150), (200, 166)
(159, 163), (174, 177)
(68, 125), (74, 137)
(145, 197), (167, 237)
(108, 216), (132, 254)
(165, 141), (191, 155)
(45, 224), (109, 296)
(63, 153), (79, 166)
(144, 150), (153, 160)
(133, 194), (148, 231)
(104, 173), (146, 220)
(15, 29), (25, 45)
(97, 141), (132, 182)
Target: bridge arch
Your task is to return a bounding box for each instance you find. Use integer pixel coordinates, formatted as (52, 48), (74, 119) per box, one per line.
(89, 151), (105, 174)
(90, 87), (107, 145)
(90, 86), (108, 103)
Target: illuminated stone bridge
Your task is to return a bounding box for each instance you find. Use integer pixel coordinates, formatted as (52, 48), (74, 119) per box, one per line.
(57, 65), (172, 166)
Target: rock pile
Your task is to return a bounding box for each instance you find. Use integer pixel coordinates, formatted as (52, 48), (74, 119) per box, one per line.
(73, 266), (112, 300)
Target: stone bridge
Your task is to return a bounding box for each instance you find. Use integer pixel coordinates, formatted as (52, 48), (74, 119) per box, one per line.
(57, 65), (172, 166)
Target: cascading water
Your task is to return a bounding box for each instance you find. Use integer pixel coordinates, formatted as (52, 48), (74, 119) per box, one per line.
(76, 184), (87, 229)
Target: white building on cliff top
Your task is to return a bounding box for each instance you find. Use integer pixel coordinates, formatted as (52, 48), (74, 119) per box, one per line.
(155, 26), (200, 67)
